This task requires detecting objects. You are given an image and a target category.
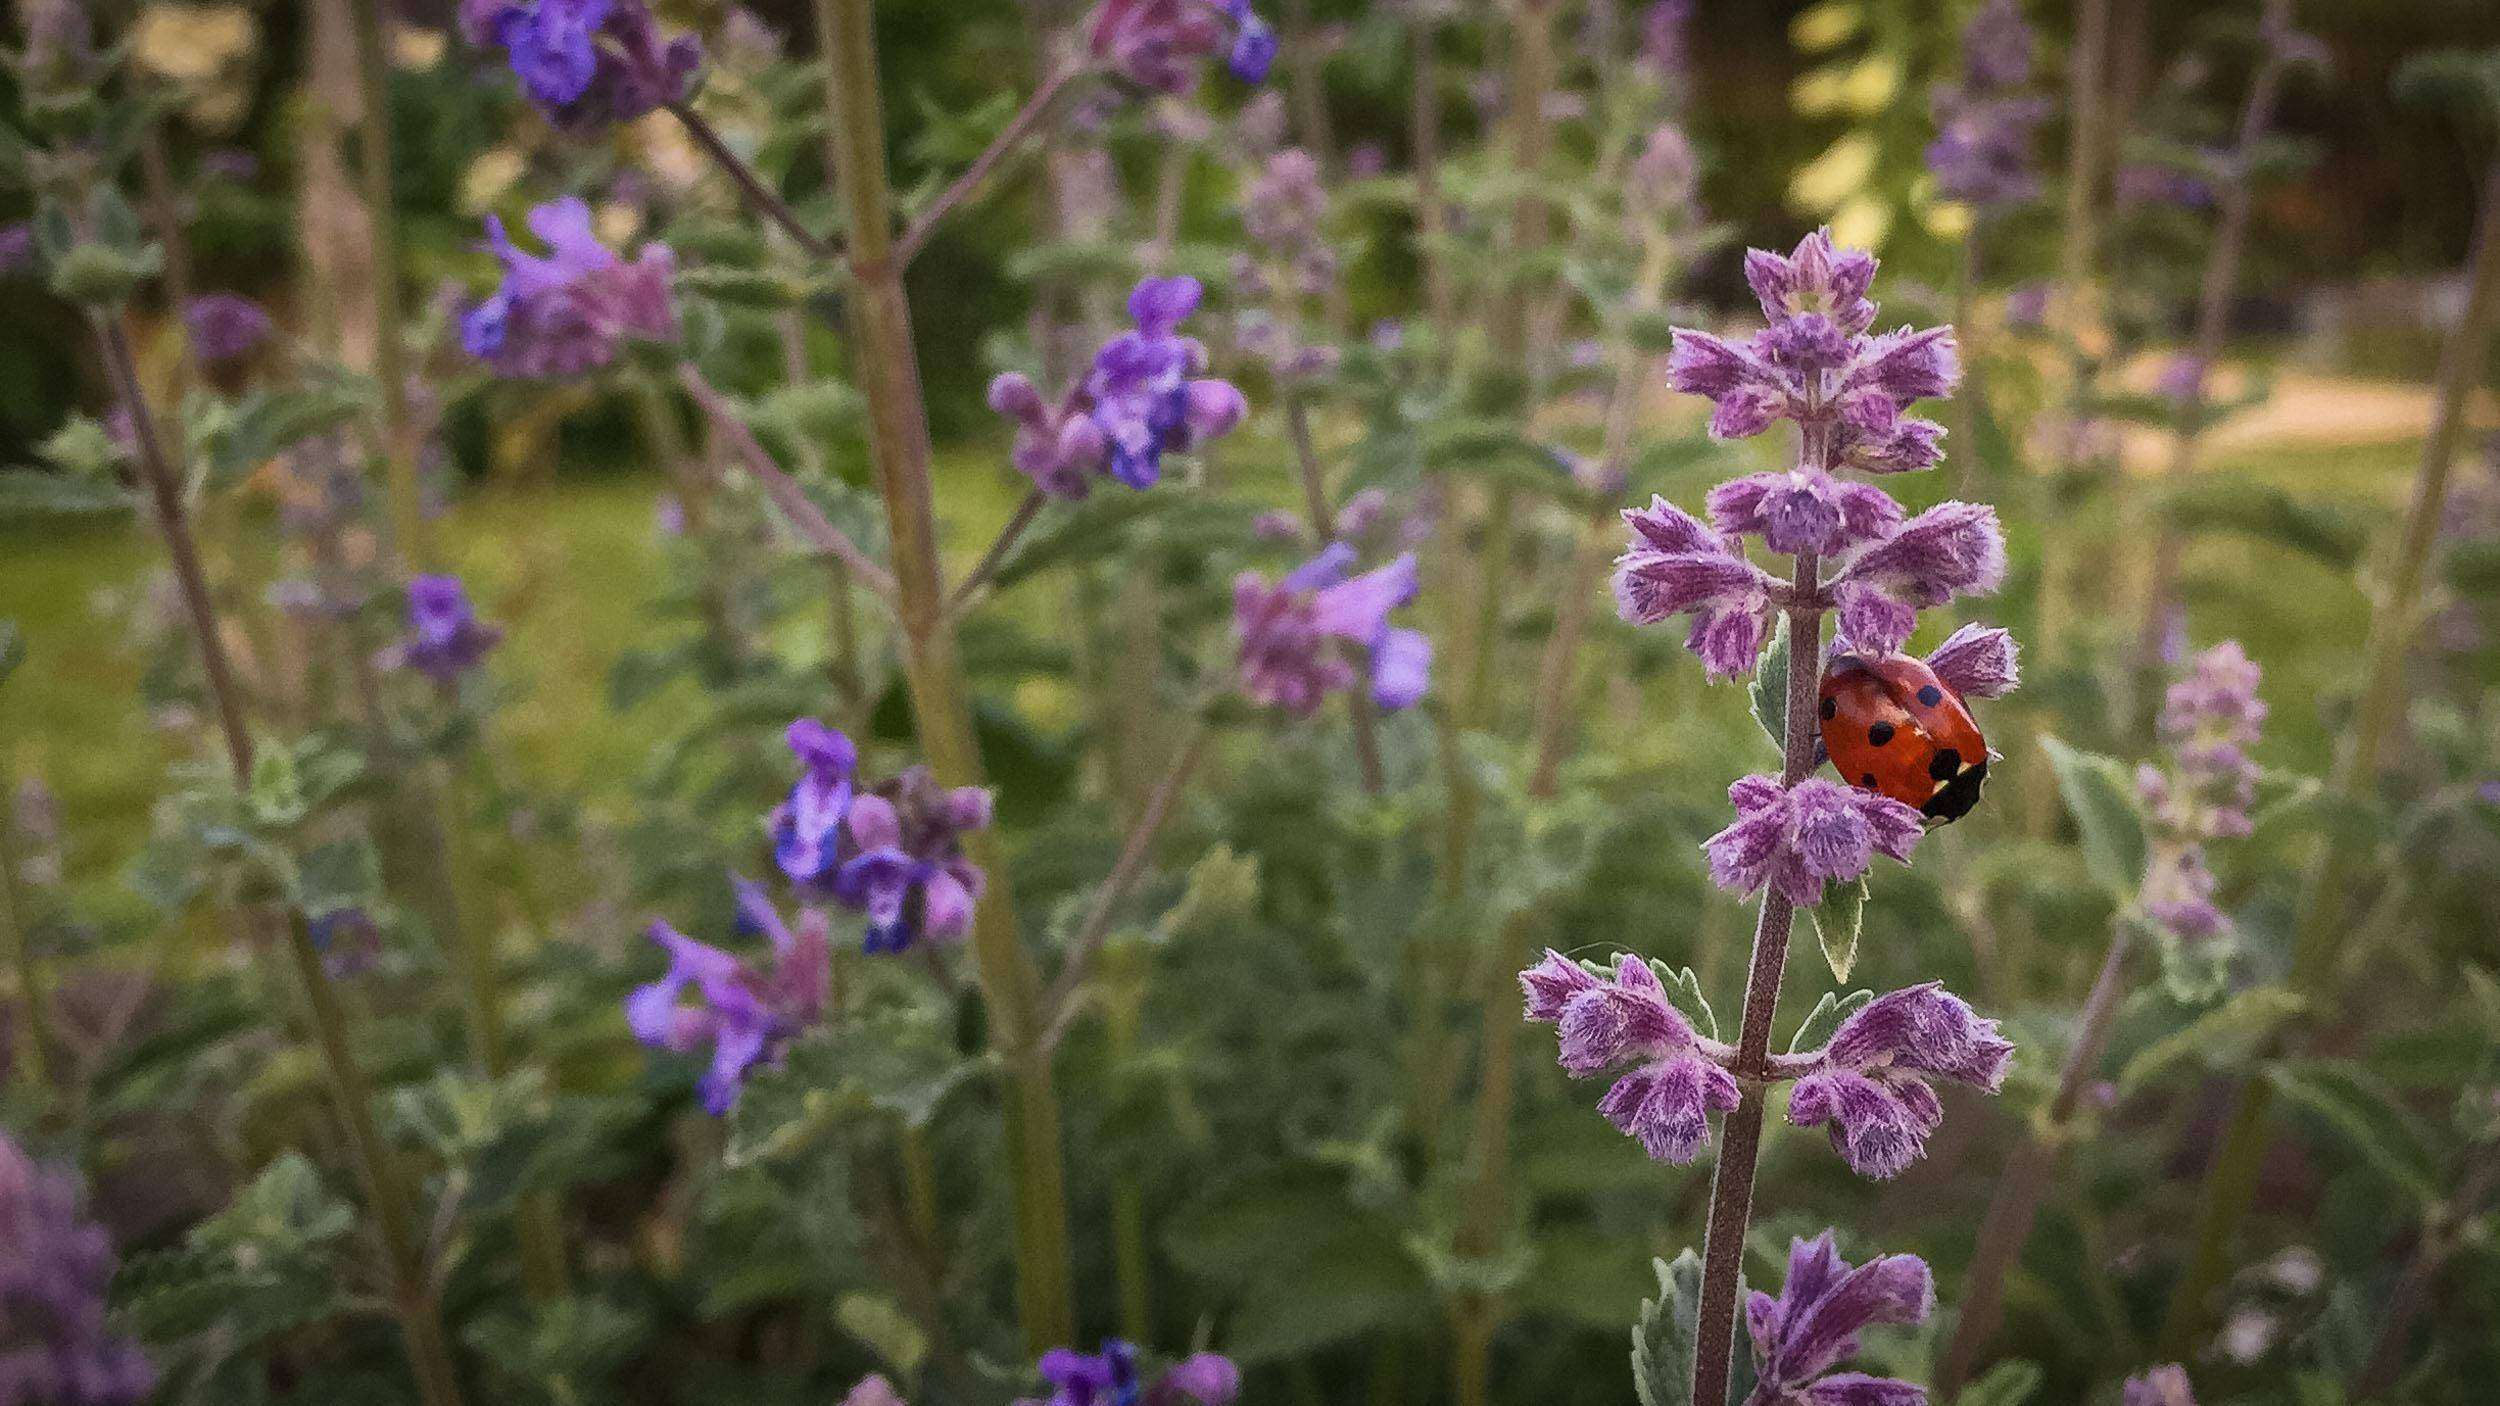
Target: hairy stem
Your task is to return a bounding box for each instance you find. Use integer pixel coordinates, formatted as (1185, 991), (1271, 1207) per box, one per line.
(948, 486), (1049, 617)
(99, 314), (463, 1405)
(2162, 152), (2500, 1357)
(813, 0), (1074, 1351)
(1040, 716), (1212, 1049)
(1935, 918), (2136, 1394)
(678, 364), (899, 601)
(1691, 551), (1824, 1406)
(666, 100), (840, 262)
(349, 0), (425, 565)
(898, 63), (1082, 266)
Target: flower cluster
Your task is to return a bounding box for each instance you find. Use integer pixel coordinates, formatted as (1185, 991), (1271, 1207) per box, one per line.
(1019, 1339), (1240, 1406)
(768, 720), (993, 954)
(1232, 148), (1344, 378)
(459, 0), (702, 131)
(1087, 0), (1275, 93)
(1521, 955), (2008, 1177)
(1705, 775), (1925, 908)
(386, 574), (502, 688)
(987, 277), (1247, 498)
(1233, 544), (1432, 717)
(0, 1132), (155, 1406)
(183, 293), (271, 365)
(1785, 982), (2014, 1178)
(1926, 0), (2048, 211)
(2135, 641), (2266, 943)
(626, 879), (829, 1115)
(460, 198), (679, 380)
(1741, 1232), (1932, 1406)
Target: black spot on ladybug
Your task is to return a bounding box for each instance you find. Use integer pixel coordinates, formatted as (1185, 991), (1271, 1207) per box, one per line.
(1867, 721), (1895, 747)
(1819, 696), (1837, 720)
(1928, 747), (1962, 781)
(1916, 685), (1943, 706)
(1921, 759), (1989, 823)
(1859, 772), (1878, 789)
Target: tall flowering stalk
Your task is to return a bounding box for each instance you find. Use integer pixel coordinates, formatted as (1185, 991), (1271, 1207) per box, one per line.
(1528, 231), (2017, 1404)
(2165, 128), (2500, 1357)
(1939, 642), (2267, 1393)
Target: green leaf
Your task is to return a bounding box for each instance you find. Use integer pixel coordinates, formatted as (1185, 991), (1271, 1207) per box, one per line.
(293, 838), (381, 918)
(1788, 988), (1873, 1055)
(1954, 1359), (2044, 1406)
(1224, 1224), (1432, 1363)
(2158, 479), (2364, 569)
(1631, 1250), (1703, 1406)
(1750, 617), (1792, 751)
(0, 466), (128, 515)
(2267, 1058), (2444, 1205)
(1653, 961), (1719, 1043)
(836, 1293), (928, 1375)
(246, 747), (307, 829)
(2113, 985), (2305, 1101)
(1809, 878), (1868, 983)
(190, 1154), (355, 1256)
(2039, 737), (2147, 897)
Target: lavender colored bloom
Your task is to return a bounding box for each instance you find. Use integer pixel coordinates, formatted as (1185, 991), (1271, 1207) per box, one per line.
(1234, 544), (1432, 715)
(1923, 622), (2020, 699)
(2122, 1366), (2197, 1406)
(460, 0), (702, 131)
(0, 1133), (156, 1406)
(1785, 982), (2013, 1178)
(2155, 641), (2265, 840)
(1740, 1232), (1932, 1406)
(625, 879), (829, 1114)
(1087, 0), (1275, 93)
(2115, 162), (2215, 210)
(831, 768), (994, 954)
(1705, 775), (1924, 908)
(2004, 282), (2050, 327)
(308, 906), (384, 978)
(388, 574), (503, 687)
(1926, 0), (2045, 209)
(988, 372), (1113, 499)
(1251, 509), (1306, 542)
(1612, 496), (1782, 680)
(459, 197), (679, 379)
(770, 719), (859, 892)
(1242, 148), (1339, 301)
(2155, 354), (2208, 407)
(0, 222), (34, 276)
(1518, 951), (1740, 1163)
(1828, 502), (2008, 655)
(183, 293), (272, 364)
(1628, 124), (1699, 227)
(1635, 0), (1691, 86)
(1085, 277), (1247, 488)
(1023, 1340), (1233, 1406)
(841, 1376), (907, 1406)
(1709, 469), (1903, 558)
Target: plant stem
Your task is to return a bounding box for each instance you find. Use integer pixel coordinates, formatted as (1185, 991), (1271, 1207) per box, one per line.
(1284, 395), (1385, 792)
(678, 364), (900, 600)
(947, 486), (1049, 616)
(1935, 918), (2137, 1394)
(1690, 551), (1824, 1406)
(2161, 152), (2500, 1357)
(98, 314), (464, 1405)
(0, 762), (48, 1098)
(1040, 716), (1212, 1049)
(812, 0), (1074, 1352)
(2130, 0), (2293, 699)
(136, 123), (201, 393)
(897, 63), (1083, 266)
(349, 0), (425, 565)
(666, 100), (839, 262)
(1409, 10), (1454, 337)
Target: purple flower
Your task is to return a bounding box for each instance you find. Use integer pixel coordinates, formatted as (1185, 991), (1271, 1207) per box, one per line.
(1786, 983), (2013, 1178)
(459, 197), (678, 379)
(387, 574), (503, 687)
(1636, 0), (1691, 85)
(1740, 1232), (1932, 1406)
(842, 1376), (907, 1406)
(2152, 641), (2265, 841)
(1087, 0), (1275, 93)
(2115, 162), (2215, 210)
(2122, 1365), (2197, 1406)
(770, 719), (859, 892)
(1708, 469), (1903, 558)
(2155, 354), (2208, 407)
(1628, 124), (1699, 227)
(1828, 502), (2008, 655)
(2140, 846), (2228, 943)
(1612, 496), (1782, 680)
(1706, 776), (1924, 909)
(1021, 1340), (1238, 1406)
(988, 372), (1113, 499)
(0, 1133), (157, 1406)
(308, 906), (384, 978)
(1518, 951), (1740, 1164)
(1923, 622), (2021, 699)
(0, 221), (37, 275)
(1926, 0), (2044, 210)
(1243, 148), (1334, 293)
(625, 879), (829, 1114)
(832, 768), (994, 954)
(1083, 277), (1247, 489)
(460, 0), (701, 131)
(183, 293), (272, 364)
(1234, 544), (1432, 716)
(1957, 0), (2032, 88)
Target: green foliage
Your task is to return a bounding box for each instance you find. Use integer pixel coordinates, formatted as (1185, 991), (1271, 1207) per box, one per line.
(1810, 877), (1869, 983)
(1953, 1360), (2044, 1406)
(2039, 737), (2147, 900)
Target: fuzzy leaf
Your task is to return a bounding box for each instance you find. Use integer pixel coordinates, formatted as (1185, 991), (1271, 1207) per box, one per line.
(1631, 1250), (1704, 1406)
(1810, 877), (1868, 982)
(1955, 1359), (2044, 1406)
(1750, 617), (1793, 750)
(1652, 961), (1720, 1043)
(2040, 737), (2147, 898)
(2114, 985), (2305, 1101)
(2267, 1058), (2444, 1205)
(1788, 988), (1873, 1055)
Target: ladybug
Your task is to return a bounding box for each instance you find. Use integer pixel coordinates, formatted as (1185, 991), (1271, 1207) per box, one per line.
(1817, 651), (1995, 824)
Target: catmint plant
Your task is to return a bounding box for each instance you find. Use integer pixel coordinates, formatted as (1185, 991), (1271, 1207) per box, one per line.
(458, 198), (680, 379)
(1534, 229), (2016, 1404)
(383, 575), (504, 691)
(458, 0), (703, 132)
(2137, 641), (2266, 950)
(1926, 0), (2047, 212)
(1232, 545), (1432, 718)
(1739, 1232), (1932, 1406)
(2123, 1366), (2198, 1406)
(626, 878), (830, 1115)
(180, 293), (271, 365)
(0, 1132), (154, 1405)
(1088, 0), (1278, 92)
(1018, 1340), (1241, 1406)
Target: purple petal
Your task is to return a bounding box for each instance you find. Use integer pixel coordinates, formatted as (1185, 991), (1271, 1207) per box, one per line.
(1369, 625), (1433, 711)
(1924, 623), (2021, 699)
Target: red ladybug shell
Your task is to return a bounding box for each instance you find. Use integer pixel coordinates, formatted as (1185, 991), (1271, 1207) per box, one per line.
(1817, 652), (1993, 823)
